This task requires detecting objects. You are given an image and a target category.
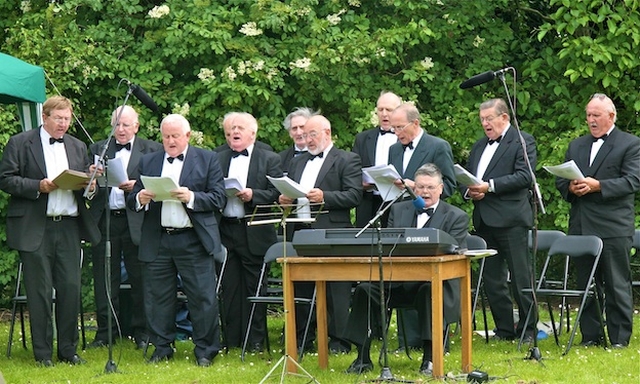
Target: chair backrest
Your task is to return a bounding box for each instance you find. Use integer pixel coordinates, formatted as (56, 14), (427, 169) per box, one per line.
(548, 235), (603, 259)
(466, 234), (487, 251)
(529, 229), (566, 253)
(264, 241), (297, 264)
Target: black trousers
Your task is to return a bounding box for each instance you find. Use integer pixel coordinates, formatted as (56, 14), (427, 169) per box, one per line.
(476, 224), (536, 338)
(91, 212), (146, 342)
(20, 217), (82, 361)
(143, 229), (221, 360)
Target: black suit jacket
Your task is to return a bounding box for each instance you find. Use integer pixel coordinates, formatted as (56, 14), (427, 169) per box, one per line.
(352, 127), (393, 168)
(278, 146), (299, 176)
(556, 128), (640, 238)
(217, 145), (282, 255)
(388, 130), (456, 198)
(89, 137), (163, 245)
(462, 127), (536, 229)
(127, 146), (227, 261)
(0, 128), (100, 251)
(387, 200), (469, 323)
(287, 146), (362, 228)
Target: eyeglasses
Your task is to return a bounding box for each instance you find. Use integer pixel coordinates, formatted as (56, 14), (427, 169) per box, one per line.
(414, 184), (441, 191)
(302, 131), (320, 140)
(48, 116), (71, 124)
(391, 122), (412, 132)
(480, 115), (500, 123)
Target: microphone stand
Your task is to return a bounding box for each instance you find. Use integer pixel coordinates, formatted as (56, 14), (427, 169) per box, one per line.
(495, 70), (544, 361)
(355, 189), (408, 382)
(84, 85), (135, 374)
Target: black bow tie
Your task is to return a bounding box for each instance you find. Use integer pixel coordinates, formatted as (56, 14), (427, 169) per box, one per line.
(116, 142), (131, 151)
(420, 207), (435, 216)
(402, 142), (414, 151)
(231, 149), (249, 158)
(379, 128), (393, 135)
(49, 137), (64, 144)
(167, 154), (184, 164)
(592, 134), (608, 142)
(488, 136), (502, 145)
(294, 149), (308, 156)
(309, 152), (324, 160)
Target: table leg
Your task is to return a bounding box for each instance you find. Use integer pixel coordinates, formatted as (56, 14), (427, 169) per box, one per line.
(316, 281), (328, 369)
(460, 261), (472, 372)
(431, 274), (444, 378)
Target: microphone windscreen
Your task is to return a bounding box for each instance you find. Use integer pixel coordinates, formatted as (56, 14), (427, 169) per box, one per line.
(131, 85), (159, 113)
(412, 196), (426, 211)
(459, 71), (496, 89)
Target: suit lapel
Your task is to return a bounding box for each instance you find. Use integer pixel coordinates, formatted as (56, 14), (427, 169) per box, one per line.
(575, 136), (592, 171)
(28, 130), (47, 177)
(315, 147), (338, 187)
(365, 129), (378, 165)
(483, 128), (514, 177)
(588, 129), (616, 174)
(179, 147), (196, 185)
(127, 140), (142, 175)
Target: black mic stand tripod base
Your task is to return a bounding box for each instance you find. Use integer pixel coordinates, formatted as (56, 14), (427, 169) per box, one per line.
(356, 191), (414, 384)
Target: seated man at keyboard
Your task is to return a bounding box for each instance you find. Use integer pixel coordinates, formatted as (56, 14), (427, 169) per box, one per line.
(344, 163), (468, 376)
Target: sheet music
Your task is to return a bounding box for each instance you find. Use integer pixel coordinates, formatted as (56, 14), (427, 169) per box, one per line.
(224, 177), (243, 197)
(94, 155), (128, 187)
(267, 176), (309, 199)
(141, 176), (180, 201)
(454, 164), (482, 186)
(362, 164), (405, 202)
(543, 160), (585, 180)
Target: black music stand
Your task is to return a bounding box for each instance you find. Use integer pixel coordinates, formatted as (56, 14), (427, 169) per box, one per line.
(247, 203), (320, 384)
(355, 189), (412, 383)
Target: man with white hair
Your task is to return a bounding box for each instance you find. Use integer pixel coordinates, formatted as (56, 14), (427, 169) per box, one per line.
(217, 112), (282, 351)
(127, 114), (227, 366)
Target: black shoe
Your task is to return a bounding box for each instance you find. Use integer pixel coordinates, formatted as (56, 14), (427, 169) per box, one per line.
(148, 351), (173, 364)
(196, 357), (212, 367)
(59, 354), (86, 365)
(329, 340), (351, 354)
(493, 334), (516, 341)
(248, 342), (264, 352)
(345, 358), (373, 374)
(87, 339), (109, 349)
(136, 339), (148, 350)
(579, 339), (602, 347)
(610, 343), (627, 350)
(36, 359), (54, 367)
(419, 360), (433, 376)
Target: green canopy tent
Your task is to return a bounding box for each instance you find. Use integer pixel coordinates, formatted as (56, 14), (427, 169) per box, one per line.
(0, 52), (47, 131)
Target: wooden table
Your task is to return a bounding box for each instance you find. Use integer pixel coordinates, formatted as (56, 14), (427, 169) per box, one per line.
(278, 255), (472, 378)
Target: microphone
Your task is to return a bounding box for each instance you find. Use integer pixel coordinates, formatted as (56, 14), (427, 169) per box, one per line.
(400, 179), (425, 211)
(459, 67), (510, 89)
(130, 84), (159, 113)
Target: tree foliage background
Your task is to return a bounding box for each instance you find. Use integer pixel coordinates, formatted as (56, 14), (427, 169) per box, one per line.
(0, 0), (638, 307)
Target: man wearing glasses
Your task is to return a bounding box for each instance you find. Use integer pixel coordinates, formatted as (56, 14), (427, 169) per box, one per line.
(388, 103), (456, 198)
(0, 95), (100, 366)
(461, 98), (537, 342)
(344, 163), (469, 376)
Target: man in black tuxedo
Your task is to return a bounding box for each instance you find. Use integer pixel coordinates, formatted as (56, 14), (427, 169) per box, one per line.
(279, 107), (315, 175)
(217, 112), (282, 351)
(556, 93), (640, 349)
(388, 103), (456, 198)
(344, 163), (469, 376)
(279, 114), (362, 353)
(0, 96), (100, 366)
(387, 102), (456, 349)
(88, 106), (162, 349)
(352, 91), (401, 228)
(127, 114), (226, 366)
(461, 98), (537, 341)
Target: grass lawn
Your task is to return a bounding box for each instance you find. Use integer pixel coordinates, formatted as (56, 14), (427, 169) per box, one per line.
(0, 308), (638, 383)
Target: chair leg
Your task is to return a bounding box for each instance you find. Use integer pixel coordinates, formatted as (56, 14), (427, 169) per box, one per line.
(298, 288), (317, 362)
(547, 301), (560, 346)
(241, 302), (258, 362)
(7, 300), (18, 358)
(480, 293), (489, 344)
